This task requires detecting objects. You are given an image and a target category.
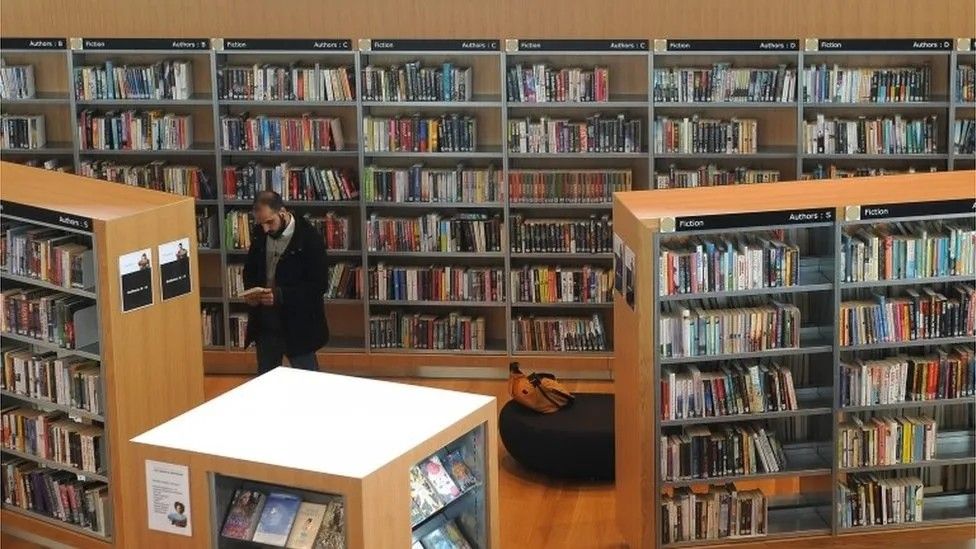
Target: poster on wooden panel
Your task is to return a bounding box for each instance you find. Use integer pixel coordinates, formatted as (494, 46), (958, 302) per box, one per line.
(613, 233), (623, 294)
(145, 460), (192, 536)
(623, 244), (635, 310)
(158, 237), (193, 301)
(119, 248), (154, 312)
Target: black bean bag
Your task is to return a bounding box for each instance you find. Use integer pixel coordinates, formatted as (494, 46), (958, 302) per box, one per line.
(498, 393), (614, 481)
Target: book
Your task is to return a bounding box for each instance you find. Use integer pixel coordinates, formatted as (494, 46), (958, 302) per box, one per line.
(238, 286), (269, 298)
(285, 502), (327, 549)
(420, 524), (457, 549)
(409, 465), (442, 524)
(444, 449), (479, 491)
(422, 455), (461, 504)
(252, 491), (303, 546)
(220, 488), (267, 540)
(312, 498), (345, 549)
(442, 521), (474, 548)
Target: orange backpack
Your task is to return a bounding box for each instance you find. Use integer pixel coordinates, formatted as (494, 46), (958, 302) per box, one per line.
(508, 362), (575, 414)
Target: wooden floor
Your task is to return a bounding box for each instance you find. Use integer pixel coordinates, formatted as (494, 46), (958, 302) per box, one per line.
(3, 374), (974, 548)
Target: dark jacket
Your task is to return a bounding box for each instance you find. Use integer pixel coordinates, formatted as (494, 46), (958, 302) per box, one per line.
(243, 214), (329, 355)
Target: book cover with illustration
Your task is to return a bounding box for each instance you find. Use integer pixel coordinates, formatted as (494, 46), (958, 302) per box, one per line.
(443, 521), (474, 549)
(252, 491), (303, 546)
(444, 449), (479, 491)
(421, 523), (460, 549)
(220, 488), (267, 540)
(421, 455), (461, 504)
(284, 501), (327, 549)
(312, 497), (346, 549)
(410, 465), (442, 524)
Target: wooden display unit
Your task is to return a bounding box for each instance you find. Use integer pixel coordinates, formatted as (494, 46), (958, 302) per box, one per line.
(612, 170), (976, 549)
(129, 367), (500, 548)
(0, 161), (206, 547)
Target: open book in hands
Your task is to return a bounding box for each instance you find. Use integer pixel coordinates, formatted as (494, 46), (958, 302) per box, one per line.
(238, 286), (270, 298)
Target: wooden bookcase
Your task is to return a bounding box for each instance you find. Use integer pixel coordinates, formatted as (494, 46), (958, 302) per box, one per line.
(2, 34), (975, 378)
(0, 161), (205, 547)
(612, 170), (976, 549)
(129, 368), (500, 548)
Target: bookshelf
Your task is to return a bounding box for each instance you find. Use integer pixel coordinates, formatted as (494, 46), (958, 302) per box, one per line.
(3, 35), (975, 376)
(951, 38), (975, 170)
(612, 170), (975, 548)
(0, 161), (205, 547)
(129, 368), (500, 548)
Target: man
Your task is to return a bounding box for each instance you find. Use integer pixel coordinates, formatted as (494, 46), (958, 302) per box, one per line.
(243, 191), (329, 374)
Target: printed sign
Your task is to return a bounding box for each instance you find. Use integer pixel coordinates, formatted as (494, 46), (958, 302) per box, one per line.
(613, 233), (624, 294)
(119, 248), (154, 312)
(158, 237), (192, 301)
(624, 245), (636, 310)
(146, 460), (192, 536)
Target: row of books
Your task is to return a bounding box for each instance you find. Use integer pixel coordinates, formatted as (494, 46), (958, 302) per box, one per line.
(658, 302), (801, 358)
(222, 164), (359, 202)
(0, 64), (34, 100)
(218, 64), (355, 102)
(955, 119), (975, 155)
(369, 265), (504, 303)
(959, 65), (976, 102)
(508, 169), (631, 203)
(802, 65), (932, 104)
(220, 114), (345, 152)
(1, 407), (104, 474)
(838, 285), (975, 347)
(196, 208), (219, 249)
(654, 165), (781, 189)
(660, 361), (799, 421)
(511, 214), (612, 254)
(653, 65), (796, 103)
(0, 459), (110, 535)
(362, 114), (477, 153)
(305, 213), (353, 251)
(327, 263), (362, 299)
(660, 484), (768, 543)
(228, 312), (247, 348)
(2, 223), (94, 290)
(0, 114), (46, 149)
(409, 448), (481, 525)
(223, 210), (253, 250)
(839, 474), (923, 528)
(365, 213), (502, 253)
(201, 305), (223, 347)
(220, 488), (345, 549)
(837, 414), (937, 469)
(660, 423), (788, 481)
(659, 233), (801, 296)
(840, 221), (976, 283)
(0, 289), (97, 350)
(1, 348), (102, 415)
(362, 62), (472, 102)
(507, 115), (643, 153)
(801, 165), (939, 180)
(369, 311), (487, 350)
(839, 347), (974, 407)
(80, 160), (216, 199)
(78, 110), (192, 150)
(511, 313), (608, 352)
(510, 265), (612, 304)
(803, 114), (939, 155)
(654, 116), (758, 155)
(506, 64), (610, 103)
(363, 165), (500, 204)
(74, 60), (193, 100)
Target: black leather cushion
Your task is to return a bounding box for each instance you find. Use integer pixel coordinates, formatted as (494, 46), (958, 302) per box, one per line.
(499, 393), (614, 481)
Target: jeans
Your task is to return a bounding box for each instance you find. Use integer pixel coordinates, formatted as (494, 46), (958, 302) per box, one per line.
(255, 331), (320, 375)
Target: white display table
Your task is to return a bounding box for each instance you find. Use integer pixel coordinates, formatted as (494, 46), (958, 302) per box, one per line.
(128, 368), (499, 548)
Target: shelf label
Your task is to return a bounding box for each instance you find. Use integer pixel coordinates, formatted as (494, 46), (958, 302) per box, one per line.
(0, 37), (67, 50)
(0, 201), (93, 231)
(78, 37), (210, 50)
(664, 39), (798, 52)
(673, 207), (835, 232)
(813, 38), (953, 51)
(859, 199), (975, 220)
(158, 237), (193, 301)
(366, 39), (499, 51)
(514, 39), (649, 52)
(220, 38), (352, 51)
(119, 248), (155, 313)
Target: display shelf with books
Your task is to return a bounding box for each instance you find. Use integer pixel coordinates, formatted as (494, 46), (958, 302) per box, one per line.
(950, 39), (976, 170)
(0, 162), (204, 548)
(130, 368), (499, 549)
(612, 171), (976, 549)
